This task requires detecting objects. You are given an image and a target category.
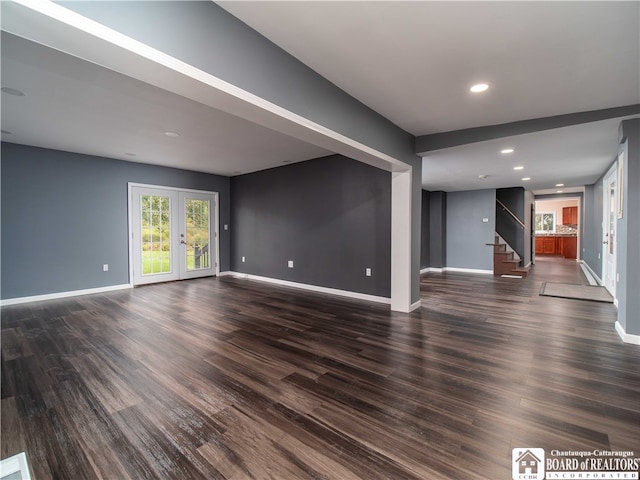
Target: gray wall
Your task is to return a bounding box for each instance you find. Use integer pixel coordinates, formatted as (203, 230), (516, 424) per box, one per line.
(231, 155), (391, 297)
(446, 189), (496, 271)
(583, 181), (604, 279)
(420, 190), (447, 269)
(617, 119), (640, 336)
(420, 190), (430, 269)
(429, 192), (447, 269)
(1, 142), (230, 300)
(61, 0), (422, 304)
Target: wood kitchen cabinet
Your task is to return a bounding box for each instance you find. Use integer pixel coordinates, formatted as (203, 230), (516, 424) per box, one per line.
(561, 236), (577, 259)
(562, 206), (578, 225)
(535, 236), (557, 254)
(534, 235), (577, 259)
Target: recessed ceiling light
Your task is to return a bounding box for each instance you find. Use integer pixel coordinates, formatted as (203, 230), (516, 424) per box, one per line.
(282, 160), (292, 164)
(513, 166), (524, 170)
(557, 190), (564, 193)
(1, 87), (25, 96)
(470, 83), (489, 93)
(478, 174), (488, 179)
(1, 129), (12, 135)
(522, 177), (531, 181)
(164, 131), (180, 137)
(501, 148), (514, 154)
(125, 152), (136, 157)
(555, 183), (565, 187)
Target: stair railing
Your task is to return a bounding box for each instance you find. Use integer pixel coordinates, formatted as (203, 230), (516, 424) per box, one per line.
(496, 199), (525, 229)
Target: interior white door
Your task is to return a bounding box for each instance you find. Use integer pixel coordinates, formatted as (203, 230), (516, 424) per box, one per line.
(131, 185), (217, 285)
(603, 167), (617, 296)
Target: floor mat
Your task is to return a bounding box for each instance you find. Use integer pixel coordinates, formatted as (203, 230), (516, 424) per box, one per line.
(539, 282), (614, 303)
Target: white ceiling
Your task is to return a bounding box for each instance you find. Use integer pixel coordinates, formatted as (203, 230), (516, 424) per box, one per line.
(1, 1), (639, 192)
(0, 32), (331, 176)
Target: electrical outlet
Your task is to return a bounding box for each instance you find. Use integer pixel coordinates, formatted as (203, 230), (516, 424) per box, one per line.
(242, 256), (246, 262)
(224, 224), (228, 230)
(366, 268), (372, 276)
(288, 260), (294, 268)
(102, 264), (109, 272)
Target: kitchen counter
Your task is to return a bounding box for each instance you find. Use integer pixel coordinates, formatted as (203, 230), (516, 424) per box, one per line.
(535, 233), (577, 237)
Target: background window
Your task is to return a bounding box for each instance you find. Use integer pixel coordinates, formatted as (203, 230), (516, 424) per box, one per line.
(535, 212), (555, 232)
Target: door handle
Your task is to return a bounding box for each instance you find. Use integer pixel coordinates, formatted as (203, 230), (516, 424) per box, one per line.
(603, 241), (608, 244)
(180, 240), (187, 245)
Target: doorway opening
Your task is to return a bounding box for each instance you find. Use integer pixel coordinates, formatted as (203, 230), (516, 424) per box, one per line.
(533, 197), (580, 264)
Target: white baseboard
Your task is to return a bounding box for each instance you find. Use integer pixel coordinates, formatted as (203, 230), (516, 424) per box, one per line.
(220, 272), (391, 305)
(578, 260), (602, 286)
(420, 267), (443, 274)
(421, 267), (492, 275)
(615, 321), (640, 345)
(0, 284), (132, 306)
(442, 267), (493, 275)
(409, 300), (422, 312)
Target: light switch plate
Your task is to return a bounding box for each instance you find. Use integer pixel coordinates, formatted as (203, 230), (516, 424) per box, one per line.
(288, 260), (294, 268)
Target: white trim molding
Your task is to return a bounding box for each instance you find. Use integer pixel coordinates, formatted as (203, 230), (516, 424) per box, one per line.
(578, 260), (602, 286)
(0, 284), (132, 306)
(220, 272), (391, 305)
(443, 267), (493, 275)
(421, 267), (493, 275)
(615, 321), (640, 345)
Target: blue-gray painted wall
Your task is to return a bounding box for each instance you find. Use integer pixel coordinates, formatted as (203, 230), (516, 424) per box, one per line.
(446, 189), (496, 271)
(231, 155), (391, 297)
(617, 119), (640, 336)
(1, 142), (230, 300)
(583, 181), (604, 279)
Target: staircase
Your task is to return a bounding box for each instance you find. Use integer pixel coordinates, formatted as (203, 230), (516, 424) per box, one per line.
(489, 235), (530, 278)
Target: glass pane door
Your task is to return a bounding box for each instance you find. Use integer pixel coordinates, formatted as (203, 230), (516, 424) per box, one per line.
(179, 192), (216, 280)
(131, 186), (218, 285)
(132, 187), (179, 285)
(141, 194), (172, 275)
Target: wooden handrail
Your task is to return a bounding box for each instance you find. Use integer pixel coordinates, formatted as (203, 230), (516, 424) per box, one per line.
(496, 199), (525, 229)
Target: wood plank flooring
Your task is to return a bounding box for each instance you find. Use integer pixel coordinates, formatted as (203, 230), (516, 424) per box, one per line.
(2, 257), (639, 479)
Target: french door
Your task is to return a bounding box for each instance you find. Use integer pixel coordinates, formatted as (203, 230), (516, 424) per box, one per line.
(602, 166), (617, 297)
(130, 185), (218, 285)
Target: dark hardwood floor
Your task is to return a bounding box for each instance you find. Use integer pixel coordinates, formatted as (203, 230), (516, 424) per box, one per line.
(2, 258), (639, 479)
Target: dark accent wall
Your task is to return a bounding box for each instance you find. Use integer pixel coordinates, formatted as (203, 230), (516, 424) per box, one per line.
(583, 181), (604, 279)
(496, 187), (526, 265)
(617, 119), (640, 336)
(446, 189), (495, 271)
(1, 142), (230, 300)
(231, 155), (391, 297)
(420, 190), (430, 269)
(429, 192), (447, 269)
(421, 191), (447, 269)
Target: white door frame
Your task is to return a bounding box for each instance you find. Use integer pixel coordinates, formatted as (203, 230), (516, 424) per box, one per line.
(602, 164), (617, 297)
(128, 183), (220, 286)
